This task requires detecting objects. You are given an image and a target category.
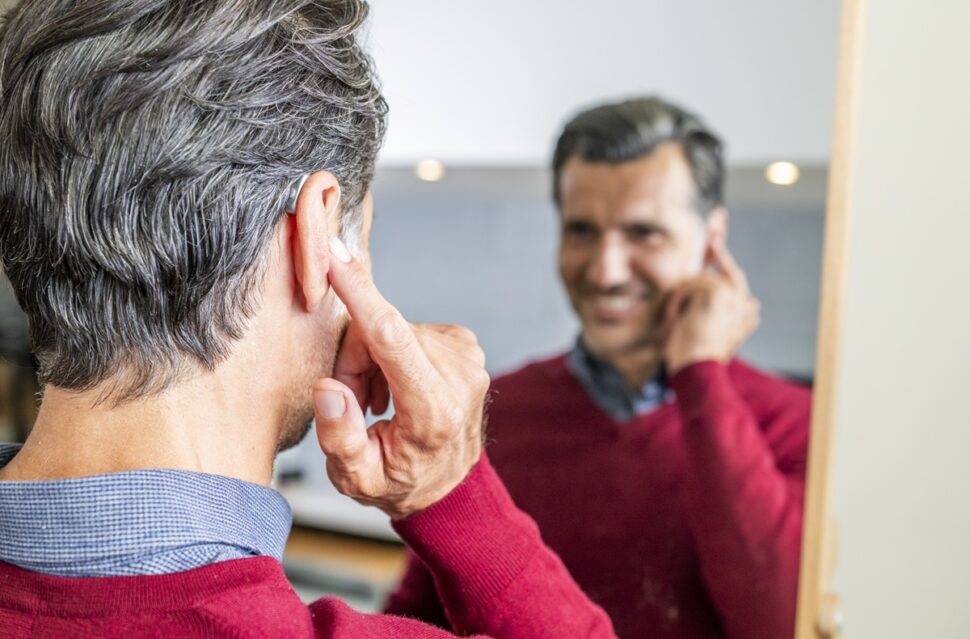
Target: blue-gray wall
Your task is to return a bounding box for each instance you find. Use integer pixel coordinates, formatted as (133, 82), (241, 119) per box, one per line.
(369, 166), (825, 380)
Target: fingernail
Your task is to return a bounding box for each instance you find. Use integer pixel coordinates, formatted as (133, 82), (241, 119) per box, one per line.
(329, 237), (352, 263)
(314, 389), (346, 419)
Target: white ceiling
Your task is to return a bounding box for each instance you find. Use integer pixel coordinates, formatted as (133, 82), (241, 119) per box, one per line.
(367, 0), (840, 166)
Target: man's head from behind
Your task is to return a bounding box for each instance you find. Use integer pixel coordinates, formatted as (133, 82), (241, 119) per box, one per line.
(553, 96), (727, 361)
(0, 0), (386, 444)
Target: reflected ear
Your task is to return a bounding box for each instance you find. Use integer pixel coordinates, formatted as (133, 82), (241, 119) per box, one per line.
(705, 206), (729, 246)
(291, 171), (342, 312)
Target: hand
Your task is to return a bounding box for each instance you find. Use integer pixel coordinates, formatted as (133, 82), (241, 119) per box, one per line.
(662, 239), (760, 375)
(311, 238), (489, 520)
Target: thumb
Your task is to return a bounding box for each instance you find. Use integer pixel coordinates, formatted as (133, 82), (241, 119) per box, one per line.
(313, 378), (369, 469)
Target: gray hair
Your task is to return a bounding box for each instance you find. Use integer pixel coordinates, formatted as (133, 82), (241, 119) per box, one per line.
(552, 96), (725, 216)
(0, 0), (387, 403)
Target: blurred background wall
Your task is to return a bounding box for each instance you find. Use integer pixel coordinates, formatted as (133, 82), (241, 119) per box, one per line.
(367, 165), (826, 382)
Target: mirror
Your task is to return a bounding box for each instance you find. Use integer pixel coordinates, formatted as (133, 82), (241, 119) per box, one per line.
(0, 1), (860, 637)
(273, 2), (842, 637)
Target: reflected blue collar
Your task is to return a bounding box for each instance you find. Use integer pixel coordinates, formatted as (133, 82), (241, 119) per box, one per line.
(566, 338), (672, 422)
(0, 443), (292, 577)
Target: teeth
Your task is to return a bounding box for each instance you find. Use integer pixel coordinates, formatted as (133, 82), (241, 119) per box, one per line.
(592, 297), (638, 312)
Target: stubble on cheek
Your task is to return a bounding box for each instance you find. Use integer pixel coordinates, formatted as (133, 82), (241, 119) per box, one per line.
(276, 307), (352, 452)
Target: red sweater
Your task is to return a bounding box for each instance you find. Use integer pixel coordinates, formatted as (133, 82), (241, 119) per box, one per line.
(386, 359), (811, 639)
(0, 456), (614, 639)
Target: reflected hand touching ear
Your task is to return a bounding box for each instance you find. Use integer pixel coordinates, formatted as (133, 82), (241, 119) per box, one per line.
(662, 239), (761, 375)
(311, 239), (489, 520)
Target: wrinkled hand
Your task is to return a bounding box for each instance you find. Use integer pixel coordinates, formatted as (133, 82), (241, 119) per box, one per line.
(311, 239), (488, 520)
(663, 239), (760, 375)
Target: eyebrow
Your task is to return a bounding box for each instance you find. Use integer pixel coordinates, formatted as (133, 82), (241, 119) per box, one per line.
(621, 219), (667, 228)
(560, 209), (669, 226)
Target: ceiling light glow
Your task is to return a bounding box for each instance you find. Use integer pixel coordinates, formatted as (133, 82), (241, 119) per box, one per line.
(765, 161), (800, 186)
(415, 159), (445, 182)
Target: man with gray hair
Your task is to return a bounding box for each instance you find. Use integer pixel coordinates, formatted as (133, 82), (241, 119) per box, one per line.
(387, 97), (812, 639)
(0, 1), (615, 637)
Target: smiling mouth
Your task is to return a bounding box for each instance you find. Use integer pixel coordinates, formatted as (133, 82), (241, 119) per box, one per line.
(584, 295), (649, 320)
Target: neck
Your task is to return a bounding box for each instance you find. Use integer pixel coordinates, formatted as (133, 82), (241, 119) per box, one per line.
(0, 365), (285, 486)
(602, 345), (665, 392)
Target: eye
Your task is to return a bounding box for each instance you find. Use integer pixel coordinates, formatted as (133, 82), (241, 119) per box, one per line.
(563, 220), (597, 239)
(624, 224), (663, 243)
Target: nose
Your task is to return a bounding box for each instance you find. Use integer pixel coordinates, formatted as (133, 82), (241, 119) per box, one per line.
(588, 232), (632, 289)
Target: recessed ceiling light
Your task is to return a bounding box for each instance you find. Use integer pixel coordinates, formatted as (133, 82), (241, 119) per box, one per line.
(415, 159), (445, 182)
(765, 161), (800, 186)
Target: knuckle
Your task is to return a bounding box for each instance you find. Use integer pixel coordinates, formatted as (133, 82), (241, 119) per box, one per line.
(448, 324), (478, 344)
(471, 344), (487, 368)
(471, 366), (491, 393)
(410, 322), (432, 338)
(435, 323), (459, 336)
(322, 439), (358, 462)
(372, 309), (410, 349)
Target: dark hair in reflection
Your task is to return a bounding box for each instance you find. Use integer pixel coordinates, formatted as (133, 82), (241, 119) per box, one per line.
(551, 96), (724, 216)
(0, 0), (387, 403)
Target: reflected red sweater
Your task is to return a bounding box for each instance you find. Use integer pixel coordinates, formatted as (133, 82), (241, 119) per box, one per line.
(0, 457), (614, 639)
(386, 359), (811, 639)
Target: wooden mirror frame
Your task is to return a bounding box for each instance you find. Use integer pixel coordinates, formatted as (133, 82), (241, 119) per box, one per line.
(794, 1), (864, 637)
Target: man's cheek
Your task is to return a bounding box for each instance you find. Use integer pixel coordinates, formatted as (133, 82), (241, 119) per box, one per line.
(558, 254), (584, 296)
(637, 250), (699, 292)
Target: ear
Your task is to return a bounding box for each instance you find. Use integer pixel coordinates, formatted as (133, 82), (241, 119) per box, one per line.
(705, 206), (729, 246)
(291, 171), (342, 312)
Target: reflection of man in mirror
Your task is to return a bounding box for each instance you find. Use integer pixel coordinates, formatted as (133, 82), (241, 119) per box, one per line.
(387, 97), (811, 639)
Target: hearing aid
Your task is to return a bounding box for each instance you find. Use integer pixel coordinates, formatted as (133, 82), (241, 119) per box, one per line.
(284, 174), (342, 215)
(284, 174), (310, 214)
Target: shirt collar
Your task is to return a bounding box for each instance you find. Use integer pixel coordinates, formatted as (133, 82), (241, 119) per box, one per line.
(0, 443), (292, 577)
(566, 337), (671, 422)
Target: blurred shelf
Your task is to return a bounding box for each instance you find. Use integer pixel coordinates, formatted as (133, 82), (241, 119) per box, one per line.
(283, 525), (407, 612)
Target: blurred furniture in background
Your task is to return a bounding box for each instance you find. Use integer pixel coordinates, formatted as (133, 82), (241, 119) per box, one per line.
(283, 526), (406, 613)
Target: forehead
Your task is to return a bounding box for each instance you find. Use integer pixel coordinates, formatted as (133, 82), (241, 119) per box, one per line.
(558, 142), (698, 221)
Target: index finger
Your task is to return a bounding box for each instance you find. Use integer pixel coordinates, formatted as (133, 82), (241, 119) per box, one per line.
(327, 237), (435, 393)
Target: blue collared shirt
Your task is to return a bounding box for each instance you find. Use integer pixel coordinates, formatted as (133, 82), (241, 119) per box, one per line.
(0, 443), (292, 577)
(566, 338), (673, 422)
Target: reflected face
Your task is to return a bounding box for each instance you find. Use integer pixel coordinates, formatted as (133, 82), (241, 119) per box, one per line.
(276, 192), (375, 451)
(558, 144), (710, 359)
